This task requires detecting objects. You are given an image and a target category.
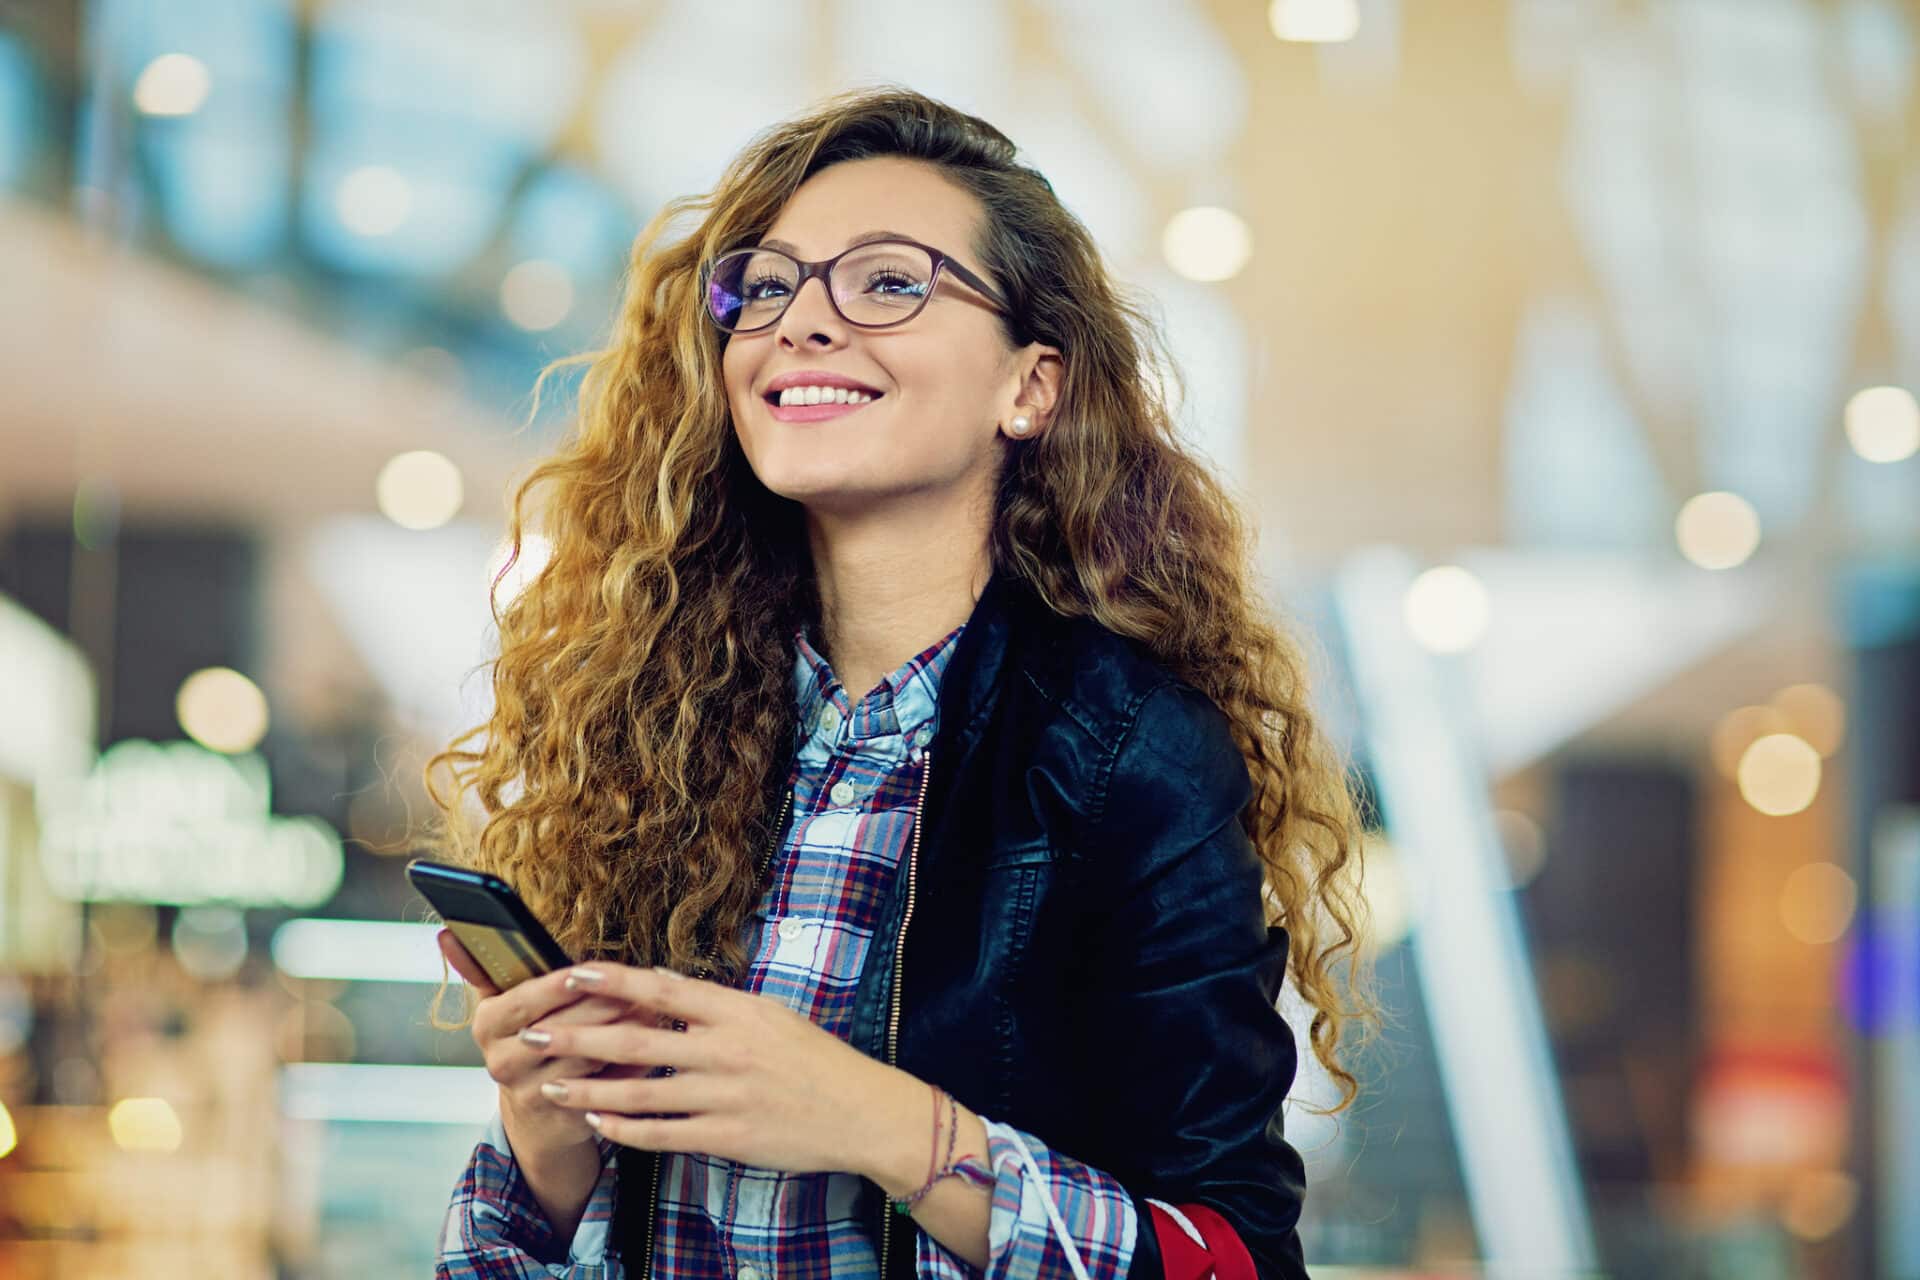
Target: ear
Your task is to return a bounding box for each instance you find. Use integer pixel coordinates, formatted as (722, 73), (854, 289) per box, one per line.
(1010, 343), (1065, 427)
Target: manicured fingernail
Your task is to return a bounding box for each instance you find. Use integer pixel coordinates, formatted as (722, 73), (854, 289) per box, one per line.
(653, 965), (687, 981)
(564, 967), (605, 991)
(540, 1081), (568, 1102)
(517, 1028), (552, 1048)
(583, 1111), (603, 1130)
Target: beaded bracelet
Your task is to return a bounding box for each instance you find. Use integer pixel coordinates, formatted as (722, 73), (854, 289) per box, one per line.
(890, 1085), (995, 1214)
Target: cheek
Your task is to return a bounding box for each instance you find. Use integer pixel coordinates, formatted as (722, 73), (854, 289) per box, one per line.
(721, 356), (762, 435)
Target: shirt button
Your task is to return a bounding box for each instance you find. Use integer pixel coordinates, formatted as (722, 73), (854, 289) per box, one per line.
(818, 705), (842, 735)
(777, 918), (803, 941)
(912, 726), (933, 749)
(738, 1266), (762, 1280)
(829, 780), (857, 807)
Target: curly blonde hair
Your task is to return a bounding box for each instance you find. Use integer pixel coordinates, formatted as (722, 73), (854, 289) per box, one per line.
(424, 85), (1375, 1111)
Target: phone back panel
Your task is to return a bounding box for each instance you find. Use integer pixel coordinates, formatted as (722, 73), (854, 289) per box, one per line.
(442, 919), (558, 987)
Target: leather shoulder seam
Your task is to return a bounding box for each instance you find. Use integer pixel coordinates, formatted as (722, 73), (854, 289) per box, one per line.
(1086, 677), (1180, 829)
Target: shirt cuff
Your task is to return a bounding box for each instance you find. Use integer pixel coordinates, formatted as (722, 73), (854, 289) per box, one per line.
(439, 1109), (620, 1278)
(913, 1114), (1138, 1280)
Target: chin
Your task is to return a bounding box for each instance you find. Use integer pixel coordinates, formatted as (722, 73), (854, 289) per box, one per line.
(762, 479), (871, 514)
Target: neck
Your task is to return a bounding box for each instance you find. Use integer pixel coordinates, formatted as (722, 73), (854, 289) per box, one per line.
(806, 494), (992, 702)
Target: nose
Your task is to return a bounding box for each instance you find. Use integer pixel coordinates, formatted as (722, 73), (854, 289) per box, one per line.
(773, 273), (846, 347)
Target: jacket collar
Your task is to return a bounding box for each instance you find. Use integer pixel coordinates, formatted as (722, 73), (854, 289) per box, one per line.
(934, 565), (1039, 739)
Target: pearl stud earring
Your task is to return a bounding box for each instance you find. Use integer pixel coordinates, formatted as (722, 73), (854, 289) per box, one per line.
(1007, 414), (1033, 437)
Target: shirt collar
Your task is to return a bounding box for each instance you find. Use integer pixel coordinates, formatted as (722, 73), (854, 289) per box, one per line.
(792, 620), (966, 744)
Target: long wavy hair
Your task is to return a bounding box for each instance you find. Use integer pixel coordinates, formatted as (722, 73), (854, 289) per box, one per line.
(423, 85), (1375, 1110)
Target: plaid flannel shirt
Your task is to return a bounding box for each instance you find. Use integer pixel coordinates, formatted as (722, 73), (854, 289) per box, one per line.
(437, 619), (1138, 1280)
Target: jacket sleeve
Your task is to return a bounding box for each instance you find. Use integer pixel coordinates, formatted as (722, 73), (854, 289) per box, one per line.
(1080, 681), (1310, 1280)
(437, 1110), (624, 1279)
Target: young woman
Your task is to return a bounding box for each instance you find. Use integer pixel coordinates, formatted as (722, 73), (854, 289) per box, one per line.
(428, 86), (1370, 1280)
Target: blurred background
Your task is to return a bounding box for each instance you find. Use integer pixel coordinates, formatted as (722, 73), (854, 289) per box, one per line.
(0, 0), (1915, 1276)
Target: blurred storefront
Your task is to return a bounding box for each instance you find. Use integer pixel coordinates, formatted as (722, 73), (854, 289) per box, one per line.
(2, 0), (1918, 1277)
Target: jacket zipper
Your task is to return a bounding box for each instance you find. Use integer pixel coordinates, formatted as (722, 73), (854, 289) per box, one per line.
(639, 784), (794, 1280)
(879, 747), (933, 1280)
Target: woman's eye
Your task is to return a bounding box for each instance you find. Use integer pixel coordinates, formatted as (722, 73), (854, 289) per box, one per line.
(864, 270), (924, 296)
(743, 274), (790, 299)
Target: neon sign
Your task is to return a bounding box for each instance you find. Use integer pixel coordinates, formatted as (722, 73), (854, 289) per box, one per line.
(36, 740), (343, 907)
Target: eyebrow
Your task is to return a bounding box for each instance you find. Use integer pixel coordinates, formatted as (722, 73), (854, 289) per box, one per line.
(754, 229), (921, 257)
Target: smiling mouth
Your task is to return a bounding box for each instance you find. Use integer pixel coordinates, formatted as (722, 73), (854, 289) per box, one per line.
(764, 393), (885, 423)
(761, 388), (884, 406)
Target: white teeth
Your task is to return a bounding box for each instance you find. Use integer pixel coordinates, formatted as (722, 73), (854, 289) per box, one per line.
(777, 386), (876, 406)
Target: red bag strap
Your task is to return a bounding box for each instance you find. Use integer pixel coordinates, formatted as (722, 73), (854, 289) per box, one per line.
(1146, 1203), (1213, 1280)
(1148, 1201), (1259, 1280)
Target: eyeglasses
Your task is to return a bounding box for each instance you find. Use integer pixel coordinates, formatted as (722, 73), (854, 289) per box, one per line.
(701, 236), (1014, 334)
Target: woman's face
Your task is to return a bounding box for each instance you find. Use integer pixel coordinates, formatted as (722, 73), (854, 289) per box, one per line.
(720, 155), (1041, 518)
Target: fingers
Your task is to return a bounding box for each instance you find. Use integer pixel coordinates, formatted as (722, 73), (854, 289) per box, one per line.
(521, 1019), (704, 1071)
(539, 1071), (732, 1118)
(538, 994), (631, 1027)
(472, 967), (598, 1046)
(483, 997), (634, 1081)
(466, 960), (714, 1092)
(437, 930), (499, 997)
(463, 970), (619, 1086)
(563, 963), (724, 1026)
(577, 1110), (715, 1151)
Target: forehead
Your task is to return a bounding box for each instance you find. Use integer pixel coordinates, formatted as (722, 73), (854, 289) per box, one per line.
(758, 156), (982, 260)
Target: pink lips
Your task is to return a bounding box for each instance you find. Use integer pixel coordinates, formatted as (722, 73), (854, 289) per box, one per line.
(766, 394), (883, 423)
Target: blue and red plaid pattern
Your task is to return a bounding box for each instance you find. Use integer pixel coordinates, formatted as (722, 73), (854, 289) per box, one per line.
(438, 619), (1139, 1280)
(438, 1114), (620, 1279)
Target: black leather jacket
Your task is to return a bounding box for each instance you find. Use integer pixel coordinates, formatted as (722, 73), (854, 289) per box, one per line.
(615, 568), (1310, 1279)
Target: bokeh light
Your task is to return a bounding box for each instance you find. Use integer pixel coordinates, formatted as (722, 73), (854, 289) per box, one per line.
(500, 259), (574, 330)
(1780, 862), (1857, 946)
(1357, 832), (1414, 952)
(1737, 733), (1823, 816)
(1675, 491), (1762, 570)
(1493, 809), (1547, 889)
(375, 449), (464, 530)
(108, 1097), (183, 1153)
(175, 666), (270, 754)
(1402, 564), (1490, 653)
(1162, 207), (1253, 283)
(132, 53), (210, 117)
(1711, 704), (1789, 780)
(171, 906), (249, 981)
(1843, 385), (1920, 464)
(1781, 1169), (1860, 1240)
(1269, 0), (1361, 43)
(0, 1098), (15, 1159)
(336, 165), (413, 238)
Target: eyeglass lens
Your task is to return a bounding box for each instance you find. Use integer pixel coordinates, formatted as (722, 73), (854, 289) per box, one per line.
(706, 242), (936, 331)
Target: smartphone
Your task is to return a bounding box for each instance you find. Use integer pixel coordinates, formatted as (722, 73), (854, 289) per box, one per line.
(406, 858), (574, 991)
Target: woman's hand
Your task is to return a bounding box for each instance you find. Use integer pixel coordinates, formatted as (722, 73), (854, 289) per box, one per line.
(438, 931), (650, 1162)
(519, 962), (904, 1175)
